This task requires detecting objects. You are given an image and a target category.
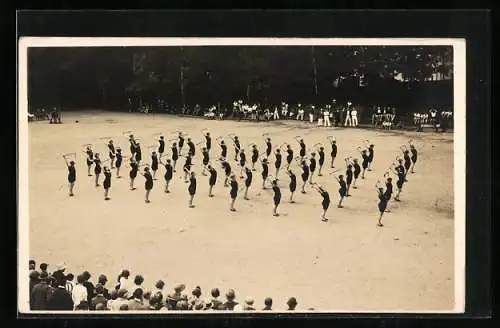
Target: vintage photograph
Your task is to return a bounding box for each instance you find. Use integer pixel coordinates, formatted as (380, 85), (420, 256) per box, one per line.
(18, 38), (465, 313)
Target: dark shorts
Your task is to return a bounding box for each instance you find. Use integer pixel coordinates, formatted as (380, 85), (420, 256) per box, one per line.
(152, 164), (158, 171)
(204, 160), (209, 166)
(339, 188), (347, 197)
(209, 178), (217, 186)
(116, 160), (122, 168)
(322, 200), (330, 210)
(245, 180), (251, 187)
(274, 196), (281, 206)
(411, 156), (417, 163)
(319, 159), (324, 166)
(290, 183), (296, 192)
(130, 171), (137, 179)
(301, 173), (309, 182)
(104, 181), (111, 189)
(165, 174), (173, 181)
(231, 192), (237, 199)
(87, 159), (93, 166)
(262, 173), (268, 180)
(354, 171), (360, 179)
(346, 177), (352, 185)
(240, 160), (245, 167)
(275, 163), (281, 169)
(397, 180), (404, 189)
(146, 182), (153, 190)
(109, 153), (115, 159)
(95, 167), (102, 175)
(378, 201), (387, 213)
(68, 176), (75, 183)
(362, 162), (368, 169)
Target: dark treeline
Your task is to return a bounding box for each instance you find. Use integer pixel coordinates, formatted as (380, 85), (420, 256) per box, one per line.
(28, 46), (453, 113)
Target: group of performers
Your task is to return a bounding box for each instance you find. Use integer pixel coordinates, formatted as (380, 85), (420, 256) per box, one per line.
(62, 129), (418, 226)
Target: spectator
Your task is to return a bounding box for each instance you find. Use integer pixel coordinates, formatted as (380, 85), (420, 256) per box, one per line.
(127, 288), (149, 311)
(98, 274), (110, 299)
(119, 304), (129, 311)
(71, 274), (88, 310)
(82, 271), (95, 305)
(75, 300), (89, 311)
(108, 289), (129, 311)
(29, 260), (36, 272)
(188, 286), (203, 310)
(109, 289), (118, 301)
(39, 263), (48, 275)
(143, 291), (152, 302)
(52, 262), (67, 283)
(152, 280), (165, 301)
(206, 288), (222, 310)
(47, 279), (74, 311)
(29, 270), (40, 296)
(175, 300), (189, 310)
(65, 273), (74, 295)
(30, 271), (51, 310)
(286, 297), (298, 311)
(262, 297), (273, 311)
(91, 284), (108, 310)
(222, 289), (238, 311)
(234, 297), (255, 311)
(95, 303), (106, 311)
(118, 269), (131, 292)
(148, 293), (163, 310)
(133, 275), (145, 292)
(166, 284), (185, 310)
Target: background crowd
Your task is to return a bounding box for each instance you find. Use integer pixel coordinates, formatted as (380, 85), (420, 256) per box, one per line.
(28, 260), (301, 312)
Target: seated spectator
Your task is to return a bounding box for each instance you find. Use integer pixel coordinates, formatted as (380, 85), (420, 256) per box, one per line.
(30, 271), (51, 310)
(234, 297), (255, 311)
(108, 289), (129, 311)
(175, 300), (189, 310)
(143, 291), (152, 302)
(166, 284), (186, 310)
(71, 274), (88, 310)
(222, 289), (238, 311)
(148, 293), (163, 310)
(47, 279), (74, 311)
(91, 284), (108, 310)
(188, 286), (203, 310)
(95, 303), (106, 311)
(98, 274), (110, 299)
(262, 297), (273, 311)
(207, 288), (223, 310)
(75, 300), (90, 311)
(127, 288), (149, 311)
(286, 297), (298, 311)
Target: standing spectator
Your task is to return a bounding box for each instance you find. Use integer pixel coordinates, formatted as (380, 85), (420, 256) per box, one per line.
(39, 263), (49, 276)
(133, 275), (145, 292)
(222, 289), (238, 310)
(82, 271), (95, 305)
(71, 274), (88, 310)
(47, 279), (74, 311)
(323, 106), (331, 127)
(296, 104), (304, 120)
(118, 269), (131, 293)
(98, 274), (110, 299)
(127, 288), (149, 310)
(65, 273), (74, 295)
(29, 260), (36, 272)
(273, 106), (280, 120)
(91, 284), (108, 310)
(29, 271), (40, 296)
(262, 297), (273, 311)
(152, 280), (165, 301)
(344, 102), (353, 127)
(30, 271), (51, 310)
(188, 286), (203, 310)
(286, 297), (298, 310)
(351, 106), (359, 127)
(308, 106), (315, 123)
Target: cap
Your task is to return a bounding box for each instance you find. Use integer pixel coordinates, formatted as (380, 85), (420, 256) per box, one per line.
(245, 297), (254, 305)
(174, 283), (186, 292)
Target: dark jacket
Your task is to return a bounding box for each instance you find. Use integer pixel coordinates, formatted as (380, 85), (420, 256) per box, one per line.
(30, 281), (51, 310)
(46, 286), (74, 311)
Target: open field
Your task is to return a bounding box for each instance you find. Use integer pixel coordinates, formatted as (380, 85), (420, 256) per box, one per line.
(26, 111), (454, 311)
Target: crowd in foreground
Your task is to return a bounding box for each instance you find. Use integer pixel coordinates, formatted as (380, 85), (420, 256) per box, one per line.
(28, 260), (301, 312)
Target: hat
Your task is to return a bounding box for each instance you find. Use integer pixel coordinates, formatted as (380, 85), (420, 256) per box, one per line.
(174, 283), (186, 292)
(287, 297), (297, 306)
(155, 280), (165, 289)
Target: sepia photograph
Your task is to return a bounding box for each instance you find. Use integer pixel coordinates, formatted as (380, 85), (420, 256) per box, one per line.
(18, 38), (465, 314)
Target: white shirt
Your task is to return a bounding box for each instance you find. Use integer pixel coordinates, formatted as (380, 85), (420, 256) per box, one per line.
(119, 277), (132, 293)
(72, 284), (88, 309)
(351, 110), (358, 116)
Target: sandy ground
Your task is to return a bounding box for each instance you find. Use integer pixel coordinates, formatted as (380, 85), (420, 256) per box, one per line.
(27, 111), (454, 311)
